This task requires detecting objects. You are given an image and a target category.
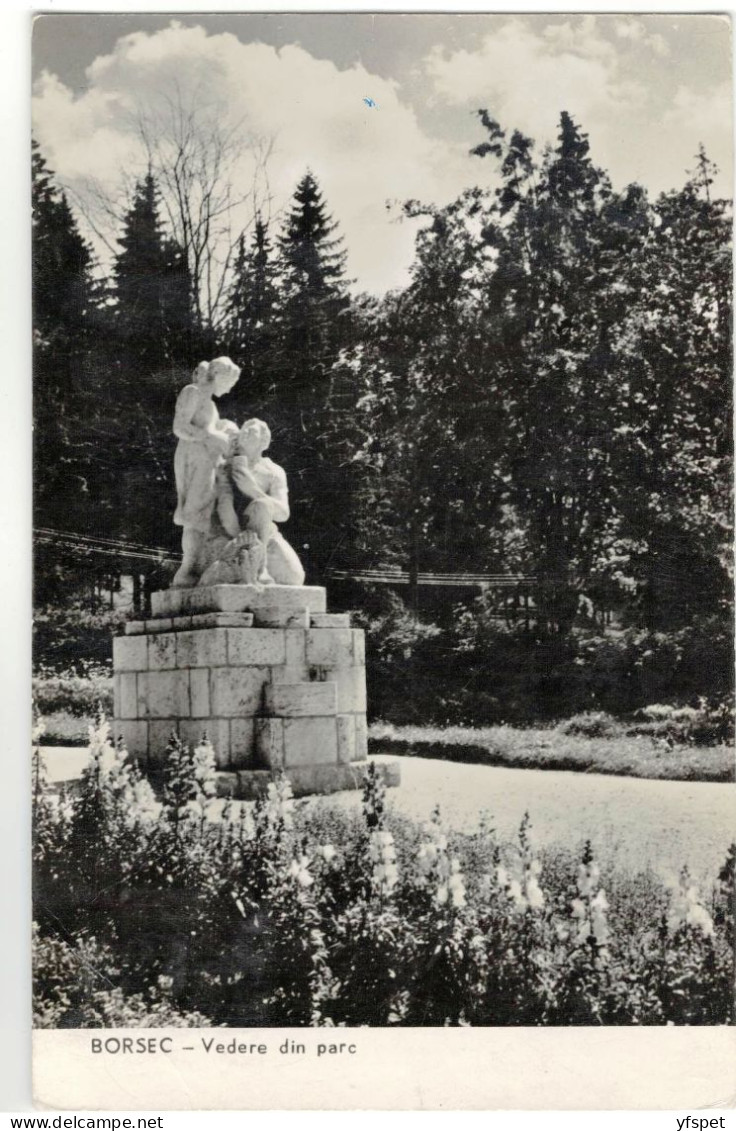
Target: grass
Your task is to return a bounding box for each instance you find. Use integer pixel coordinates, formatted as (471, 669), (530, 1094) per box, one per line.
(38, 712), (95, 746)
(368, 721), (735, 783)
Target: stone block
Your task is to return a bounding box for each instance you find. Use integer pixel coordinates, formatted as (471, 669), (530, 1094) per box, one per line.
(270, 629), (308, 684)
(117, 673), (138, 719)
(215, 759), (400, 800)
(255, 718), (285, 769)
(354, 715), (368, 761)
(334, 667), (367, 714)
(228, 628), (286, 667)
(283, 716), (338, 767)
(176, 627), (228, 668)
(215, 773), (239, 799)
(113, 634), (148, 673)
(310, 612), (351, 629)
(178, 718), (210, 751)
(138, 670), (190, 719)
(230, 717), (256, 768)
(144, 618), (173, 634)
(253, 606), (310, 628)
(148, 720), (180, 766)
(172, 616), (193, 631)
(235, 770), (272, 800)
(265, 681), (337, 718)
(352, 630), (366, 666)
(211, 667), (269, 717)
(113, 719), (148, 761)
(152, 584), (326, 618)
(124, 620), (146, 636)
(336, 714), (356, 764)
(189, 669), (210, 718)
(306, 628), (354, 669)
(189, 612), (254, 629)
(148, 632), (177, 671)
(285, 762), (364, 796)
(379, 760), (402, 789)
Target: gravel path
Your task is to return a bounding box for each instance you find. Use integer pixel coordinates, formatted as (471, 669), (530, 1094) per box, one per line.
(42, 747), (735, 884)
(310, 754), (736, 885)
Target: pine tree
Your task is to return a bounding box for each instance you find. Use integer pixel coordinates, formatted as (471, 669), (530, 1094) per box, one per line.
(265, 173), (352, 580)
(32, 138), (94, 353)
(277, 171), (349, 401)
(32, 138), (99, 553)
(225, 216), (279, 399)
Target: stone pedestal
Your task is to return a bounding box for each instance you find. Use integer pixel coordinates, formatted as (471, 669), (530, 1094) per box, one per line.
(112, 584), (399, 799)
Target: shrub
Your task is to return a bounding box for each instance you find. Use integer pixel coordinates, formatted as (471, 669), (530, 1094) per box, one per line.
(32, 927), (210, 1028)
(32, 664), (114, 719)
(559, 712), (621, 739)
(629, 696), (735, 746)
(33, 603), (127, 672)
(32, 718), (735, 1027)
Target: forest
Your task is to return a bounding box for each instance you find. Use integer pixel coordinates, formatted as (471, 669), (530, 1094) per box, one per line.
(32, 108), (733, 727)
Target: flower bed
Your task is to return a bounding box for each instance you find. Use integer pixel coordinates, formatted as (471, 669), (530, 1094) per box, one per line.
(33, 718), (735, 1027)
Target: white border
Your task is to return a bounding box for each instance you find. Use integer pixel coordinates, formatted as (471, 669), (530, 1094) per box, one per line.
(6, 0), (736, 1119)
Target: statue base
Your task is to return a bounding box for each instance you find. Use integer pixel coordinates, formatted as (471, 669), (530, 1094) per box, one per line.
(112, 584), (399, 800)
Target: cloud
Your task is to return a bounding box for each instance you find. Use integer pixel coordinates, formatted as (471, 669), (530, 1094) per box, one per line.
(425, 18), (643, 145)
(31, 18), (732, 297)
(32, 22), (491, 294)
(423, 16), (730, 198)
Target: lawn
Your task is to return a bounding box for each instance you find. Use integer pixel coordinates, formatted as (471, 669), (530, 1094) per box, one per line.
(369, 721), (734, 783)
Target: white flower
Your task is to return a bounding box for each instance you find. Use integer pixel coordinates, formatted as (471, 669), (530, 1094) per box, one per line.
(507, 879), (528, 913)
(686, 904), (714, 937)
(288, 855), (313, 887)
(448, 871), (466, 909)
(319, 844), (336, 863)
(526, 877), (545, 910)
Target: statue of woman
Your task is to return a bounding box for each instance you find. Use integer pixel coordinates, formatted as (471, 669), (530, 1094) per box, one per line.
(171, 357), (241, 588)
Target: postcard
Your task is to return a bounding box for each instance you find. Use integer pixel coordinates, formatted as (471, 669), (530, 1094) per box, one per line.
(30, 9), (735, 1111)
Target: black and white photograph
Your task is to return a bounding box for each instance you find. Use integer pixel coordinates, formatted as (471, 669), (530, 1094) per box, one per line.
(29, 8), (734, 1110)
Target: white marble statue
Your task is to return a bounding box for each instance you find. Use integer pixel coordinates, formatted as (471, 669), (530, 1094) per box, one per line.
(171, 357), (241, 588)
(200, 418), (306, 588)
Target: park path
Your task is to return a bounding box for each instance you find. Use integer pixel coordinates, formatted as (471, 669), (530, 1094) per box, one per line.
(310, 754), (736, 885)
(42, 747), (735, 885)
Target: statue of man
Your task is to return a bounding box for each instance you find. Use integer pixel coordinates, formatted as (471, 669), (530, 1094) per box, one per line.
(211, 418), (306, 587)
(170, 357), (241, 588)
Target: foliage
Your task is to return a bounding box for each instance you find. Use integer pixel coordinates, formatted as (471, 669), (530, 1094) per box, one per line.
(33, 602), (127, 671)
(33, 719), (734, 1027)
(33, 926), (210, 1028)
(113, 172), (193, 372)
(32, 665), (113, 719)
(368, 720), (734, 784)
(224, 216), (279, 403)
(33, 110), (731, 648)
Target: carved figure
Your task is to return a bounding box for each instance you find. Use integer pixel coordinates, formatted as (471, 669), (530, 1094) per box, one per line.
(171, 357), (241, 588)
(202, 418), (305, 587)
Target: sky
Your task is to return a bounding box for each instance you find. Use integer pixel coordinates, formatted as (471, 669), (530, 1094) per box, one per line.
(32, 12), (733, 294)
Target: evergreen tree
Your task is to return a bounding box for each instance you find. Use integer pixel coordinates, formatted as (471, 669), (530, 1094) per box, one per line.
(277, 171), (349, 402)
(32, 138), (94, 355)
(268, 173), (352, 580)
(225, 216), (278, 400)
(32, 138), (99, 550)
(113, 172), (192, 373)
